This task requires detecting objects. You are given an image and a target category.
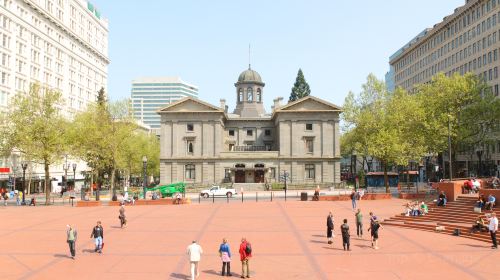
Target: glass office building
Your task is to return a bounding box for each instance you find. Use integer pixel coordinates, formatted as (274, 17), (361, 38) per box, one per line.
(131, 77), (198, 131)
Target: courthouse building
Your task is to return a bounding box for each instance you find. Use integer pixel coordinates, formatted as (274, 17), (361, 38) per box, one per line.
(157, 67), (342, 187)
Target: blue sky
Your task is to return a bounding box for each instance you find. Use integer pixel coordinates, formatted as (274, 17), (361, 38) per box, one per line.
(94, 0), (464, 110)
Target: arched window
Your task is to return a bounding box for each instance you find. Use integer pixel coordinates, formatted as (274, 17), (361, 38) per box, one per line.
(238, 88), (243, 103)
(187, 142), (194, 154)
(247, 87), (253, 102)
(256, 88), (261, 102)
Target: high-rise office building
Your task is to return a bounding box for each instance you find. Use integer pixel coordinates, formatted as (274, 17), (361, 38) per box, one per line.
(131, 77), (198, 131)
(389, 0), (499, 176)
(0, 0), (109, 190)
(0, 0), (109, 115)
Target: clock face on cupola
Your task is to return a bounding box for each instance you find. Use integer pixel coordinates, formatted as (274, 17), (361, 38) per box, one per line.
(233, 65), (266, 118)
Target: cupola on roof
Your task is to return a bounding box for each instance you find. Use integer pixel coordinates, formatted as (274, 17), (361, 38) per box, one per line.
(237, 65), (263, 84)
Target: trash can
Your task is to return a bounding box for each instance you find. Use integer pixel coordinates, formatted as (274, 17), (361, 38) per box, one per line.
(300, 192), (308, 201)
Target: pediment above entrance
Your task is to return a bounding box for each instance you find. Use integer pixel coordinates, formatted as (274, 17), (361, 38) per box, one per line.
(276, 96), (342, 112)
(157, 97), (224, 113)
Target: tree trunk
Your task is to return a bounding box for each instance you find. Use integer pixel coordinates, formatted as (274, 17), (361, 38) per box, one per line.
(110, 166), (116, 199)
(383, 161), (389, 193)
(44, 160), (50, 205)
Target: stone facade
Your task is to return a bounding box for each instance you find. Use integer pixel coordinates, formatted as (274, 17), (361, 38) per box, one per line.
(157, 68), (342, 187)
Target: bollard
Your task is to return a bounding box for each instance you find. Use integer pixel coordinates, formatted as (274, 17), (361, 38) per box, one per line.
(271, 192), (273, 202)
(212, 193), (215, 203)
(256, 192), (258, 202)
(198, 194), (201, 204)
(241, 193), (244, 203)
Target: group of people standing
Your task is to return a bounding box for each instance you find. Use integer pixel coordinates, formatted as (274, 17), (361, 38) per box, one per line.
(326, 209), (383, 250)
(186, 238), (253, 279)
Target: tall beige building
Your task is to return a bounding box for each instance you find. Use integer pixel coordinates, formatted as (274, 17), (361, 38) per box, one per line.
(389, 0), (500, 176)
(157, 67), (342, 188)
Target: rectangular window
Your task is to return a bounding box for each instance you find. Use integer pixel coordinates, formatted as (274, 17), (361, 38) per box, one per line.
(265, 129), (271, 136)
(185, 164), (195, 180)
(269, 167), (276, 179)
(305, 164), (315, 179)
(246, 129), (253, 136)
(306, 139), (314, 153)
(229, 144), (234, 151)
(224, 168), (230, 179)
(495, 84), (499, 96)
(186, 123), (194, 131)
(305, 123), (313, 131)
(228, 130), (235, 136)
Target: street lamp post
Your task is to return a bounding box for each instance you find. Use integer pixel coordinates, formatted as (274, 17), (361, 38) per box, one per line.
(11, 166), (18, 192)
(63, 159), (69, 194)
(142, 156), (148, 199)
(72, 163), (77, 190)
(21, 161), (28, 205)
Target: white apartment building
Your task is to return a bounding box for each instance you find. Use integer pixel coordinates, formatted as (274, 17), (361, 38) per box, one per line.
(0, 0), (109, 192)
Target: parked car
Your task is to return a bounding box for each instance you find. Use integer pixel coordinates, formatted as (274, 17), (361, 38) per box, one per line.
(200, 185), (237, 198)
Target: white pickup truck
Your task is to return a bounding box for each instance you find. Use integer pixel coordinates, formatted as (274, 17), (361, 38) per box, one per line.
(200, 185), (237, 198)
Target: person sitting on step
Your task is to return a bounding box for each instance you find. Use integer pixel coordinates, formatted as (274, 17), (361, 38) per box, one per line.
(485, 194), (496, 210)
(470, 215), (487, 234)
(437, 191), (447, 207)
(420, 201), (428, 215)
(477, 195), (486, 209)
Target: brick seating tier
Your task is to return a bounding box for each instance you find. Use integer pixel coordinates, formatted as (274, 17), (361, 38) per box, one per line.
(318, 193), (391, 201)
(382, 195), (494, 243)
(76, 200), (102, 207)
(107, 198), (190, 206)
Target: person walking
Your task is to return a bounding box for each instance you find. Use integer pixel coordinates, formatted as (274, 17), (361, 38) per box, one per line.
(219, 238), (232, 276)
(90, 221), (104, 253)
(488, 212), (498, 249)
(187, 240), (203, 280)
(355, 209), (363, 238)
(119, 204), (127, 228)
(326, 211), (334, 244)
(368, 219), (383, 249)
(239, 237), (252, 278)
(340, 219), (351, 251)
(66, 224), (77, 259)
(15, 190), (20, 206)
(350, 191), (357, 210)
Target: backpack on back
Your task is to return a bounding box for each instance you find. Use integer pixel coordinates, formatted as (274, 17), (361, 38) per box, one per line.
(245, 242), (252, 255)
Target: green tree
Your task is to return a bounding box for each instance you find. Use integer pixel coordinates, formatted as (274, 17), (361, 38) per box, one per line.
(289, 68), (311, 102)
(0, 84), (68, 204)
(342, 74), (428, 192)
(416, 73), (500, 177)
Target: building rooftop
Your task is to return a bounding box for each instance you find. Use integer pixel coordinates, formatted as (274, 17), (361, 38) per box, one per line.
(132, 77), (198, 89)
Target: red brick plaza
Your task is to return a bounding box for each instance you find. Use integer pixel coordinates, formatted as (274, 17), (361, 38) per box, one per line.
(1, 198), (498, 280)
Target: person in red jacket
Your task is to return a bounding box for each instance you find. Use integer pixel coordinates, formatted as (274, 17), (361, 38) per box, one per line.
(238, 237), (252, 278)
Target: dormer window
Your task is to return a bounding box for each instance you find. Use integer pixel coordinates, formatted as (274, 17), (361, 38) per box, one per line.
(247, 87), (253, 102)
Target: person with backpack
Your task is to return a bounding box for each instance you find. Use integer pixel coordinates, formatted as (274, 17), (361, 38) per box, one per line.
(239, 237), (252, 278)
(340, 219), (351, 251)
(326, 211), (334, 244)
(355, 209), (363, 238)
(368, 219), (383, 249)
(219, 238), (232, 276)
(90, 221), (104, 253)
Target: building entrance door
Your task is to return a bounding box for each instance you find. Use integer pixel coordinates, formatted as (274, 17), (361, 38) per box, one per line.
(235, 170), (245, 183)
(254, 170), (265, 183)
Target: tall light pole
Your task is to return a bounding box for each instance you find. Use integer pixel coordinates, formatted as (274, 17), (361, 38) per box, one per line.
(21, 161), (28, 205)
(142, 156), (148, 199)
(63, 157), (69, 193)
(72, 163), (77, 190)
(447, 115), (453, 180)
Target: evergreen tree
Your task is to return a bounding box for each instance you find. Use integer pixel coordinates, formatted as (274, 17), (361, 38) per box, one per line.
(97, 87), (106, 106)
(289, 69), (311, 102)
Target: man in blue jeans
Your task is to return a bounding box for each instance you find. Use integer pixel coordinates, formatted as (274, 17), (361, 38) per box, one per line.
(350, 191), (357, 210)
(90, 221), (104, 253)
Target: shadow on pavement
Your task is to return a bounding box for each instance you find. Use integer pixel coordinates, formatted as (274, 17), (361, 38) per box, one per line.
(310, 240), (327, 244)
(53, 254), (71, 259)
(311, 234), (324, 238)
(202, 269), (221, 276)
(322, 246), (344, 251)
(355, 244), (372, 249)
(458, 243), (491, 248)
(169, 273), (189, 279)
(81, 249), (96, 253)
